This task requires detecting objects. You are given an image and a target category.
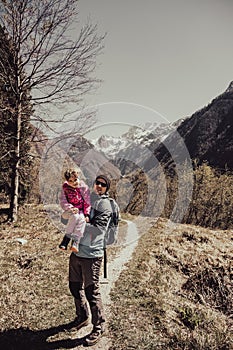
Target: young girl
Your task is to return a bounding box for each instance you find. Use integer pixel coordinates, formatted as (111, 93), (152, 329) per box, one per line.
(59, 168), (91, 252)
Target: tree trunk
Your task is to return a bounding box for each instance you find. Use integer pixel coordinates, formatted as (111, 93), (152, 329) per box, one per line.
(9, 162), (19, 222)
(8, 99), (22, 222)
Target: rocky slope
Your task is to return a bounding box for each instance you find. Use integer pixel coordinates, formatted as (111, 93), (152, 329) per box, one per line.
(151, 81), (233, 171)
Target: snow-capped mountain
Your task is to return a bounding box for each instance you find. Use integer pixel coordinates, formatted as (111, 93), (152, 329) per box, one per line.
(91, 120), (183, 160)
(91, 134), (130, 159)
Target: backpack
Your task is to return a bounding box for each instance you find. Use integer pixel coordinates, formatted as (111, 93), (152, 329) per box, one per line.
(104, 198), (120, 246)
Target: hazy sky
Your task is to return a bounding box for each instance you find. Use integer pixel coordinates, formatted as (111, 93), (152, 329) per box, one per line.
(77, 0), (233, 137)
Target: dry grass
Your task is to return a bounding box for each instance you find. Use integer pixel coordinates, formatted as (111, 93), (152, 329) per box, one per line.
(0, 206), (232, 349)
(0, 205), (131, 349)
(109, 218), (233, 350)
(0, 205), (80, 349)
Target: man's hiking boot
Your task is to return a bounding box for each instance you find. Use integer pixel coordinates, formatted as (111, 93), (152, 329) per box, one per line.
(72, 316), (89, 330)
(84, 328), (104, 346)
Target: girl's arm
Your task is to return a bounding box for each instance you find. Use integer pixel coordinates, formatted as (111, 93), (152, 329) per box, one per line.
(60, 186), (74, 211)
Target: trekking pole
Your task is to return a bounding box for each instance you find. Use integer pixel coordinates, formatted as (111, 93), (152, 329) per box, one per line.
(103, 247), (107, 278)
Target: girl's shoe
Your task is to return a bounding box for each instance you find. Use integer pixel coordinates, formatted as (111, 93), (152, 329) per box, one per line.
(70, 240), (79, 253)
(59, 236), (70, 250)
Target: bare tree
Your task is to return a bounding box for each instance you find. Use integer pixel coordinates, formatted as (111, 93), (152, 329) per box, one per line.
(0, 0), (105, 221)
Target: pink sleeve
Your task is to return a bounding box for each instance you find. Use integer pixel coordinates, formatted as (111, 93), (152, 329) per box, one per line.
(60, 184), (74, 211)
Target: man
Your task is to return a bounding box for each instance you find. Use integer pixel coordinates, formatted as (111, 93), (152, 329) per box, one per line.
(68, 174), (112, 346)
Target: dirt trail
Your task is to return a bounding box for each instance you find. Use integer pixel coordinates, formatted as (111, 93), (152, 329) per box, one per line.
(100, 219), (139, 305)
(74, 219), (140, 349)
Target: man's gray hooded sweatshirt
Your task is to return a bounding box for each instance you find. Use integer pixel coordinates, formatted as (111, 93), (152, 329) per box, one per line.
(75, 192), (112, 258)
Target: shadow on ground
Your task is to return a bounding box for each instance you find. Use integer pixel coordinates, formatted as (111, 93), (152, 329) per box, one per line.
(0, 208), (9, 223)
(0, 320), (88, 349)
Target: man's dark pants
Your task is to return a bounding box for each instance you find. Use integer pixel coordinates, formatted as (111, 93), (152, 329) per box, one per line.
(69, 253), (105, 331)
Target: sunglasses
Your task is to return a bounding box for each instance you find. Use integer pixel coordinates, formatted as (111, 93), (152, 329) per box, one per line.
(95, 180), (107, 188)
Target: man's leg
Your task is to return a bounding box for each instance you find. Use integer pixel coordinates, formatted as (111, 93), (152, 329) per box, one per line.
(81, 257), (105, 346)
(69, 253), (90, 325)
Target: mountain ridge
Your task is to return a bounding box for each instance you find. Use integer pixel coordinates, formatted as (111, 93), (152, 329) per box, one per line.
(91, 81), (233, 171)
(153, 81), (233, 170)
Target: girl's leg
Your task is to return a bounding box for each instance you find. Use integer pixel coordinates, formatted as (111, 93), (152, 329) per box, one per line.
(65, 213), (79, 236)
(70, 213), (86, 252)
(71, 213), (86, 241)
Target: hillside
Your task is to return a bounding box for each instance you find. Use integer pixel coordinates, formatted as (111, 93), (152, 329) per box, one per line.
(30, 133), (121, 211)
(90, 82), (233, 175)
(109, 217), (232, 350)
(0, 206), (232, 349)
(147, 81), (233, 171)
(114, 84), (233, 228)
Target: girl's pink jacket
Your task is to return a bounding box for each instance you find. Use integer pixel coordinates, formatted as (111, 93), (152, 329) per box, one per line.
(60, 180), (91, 216)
